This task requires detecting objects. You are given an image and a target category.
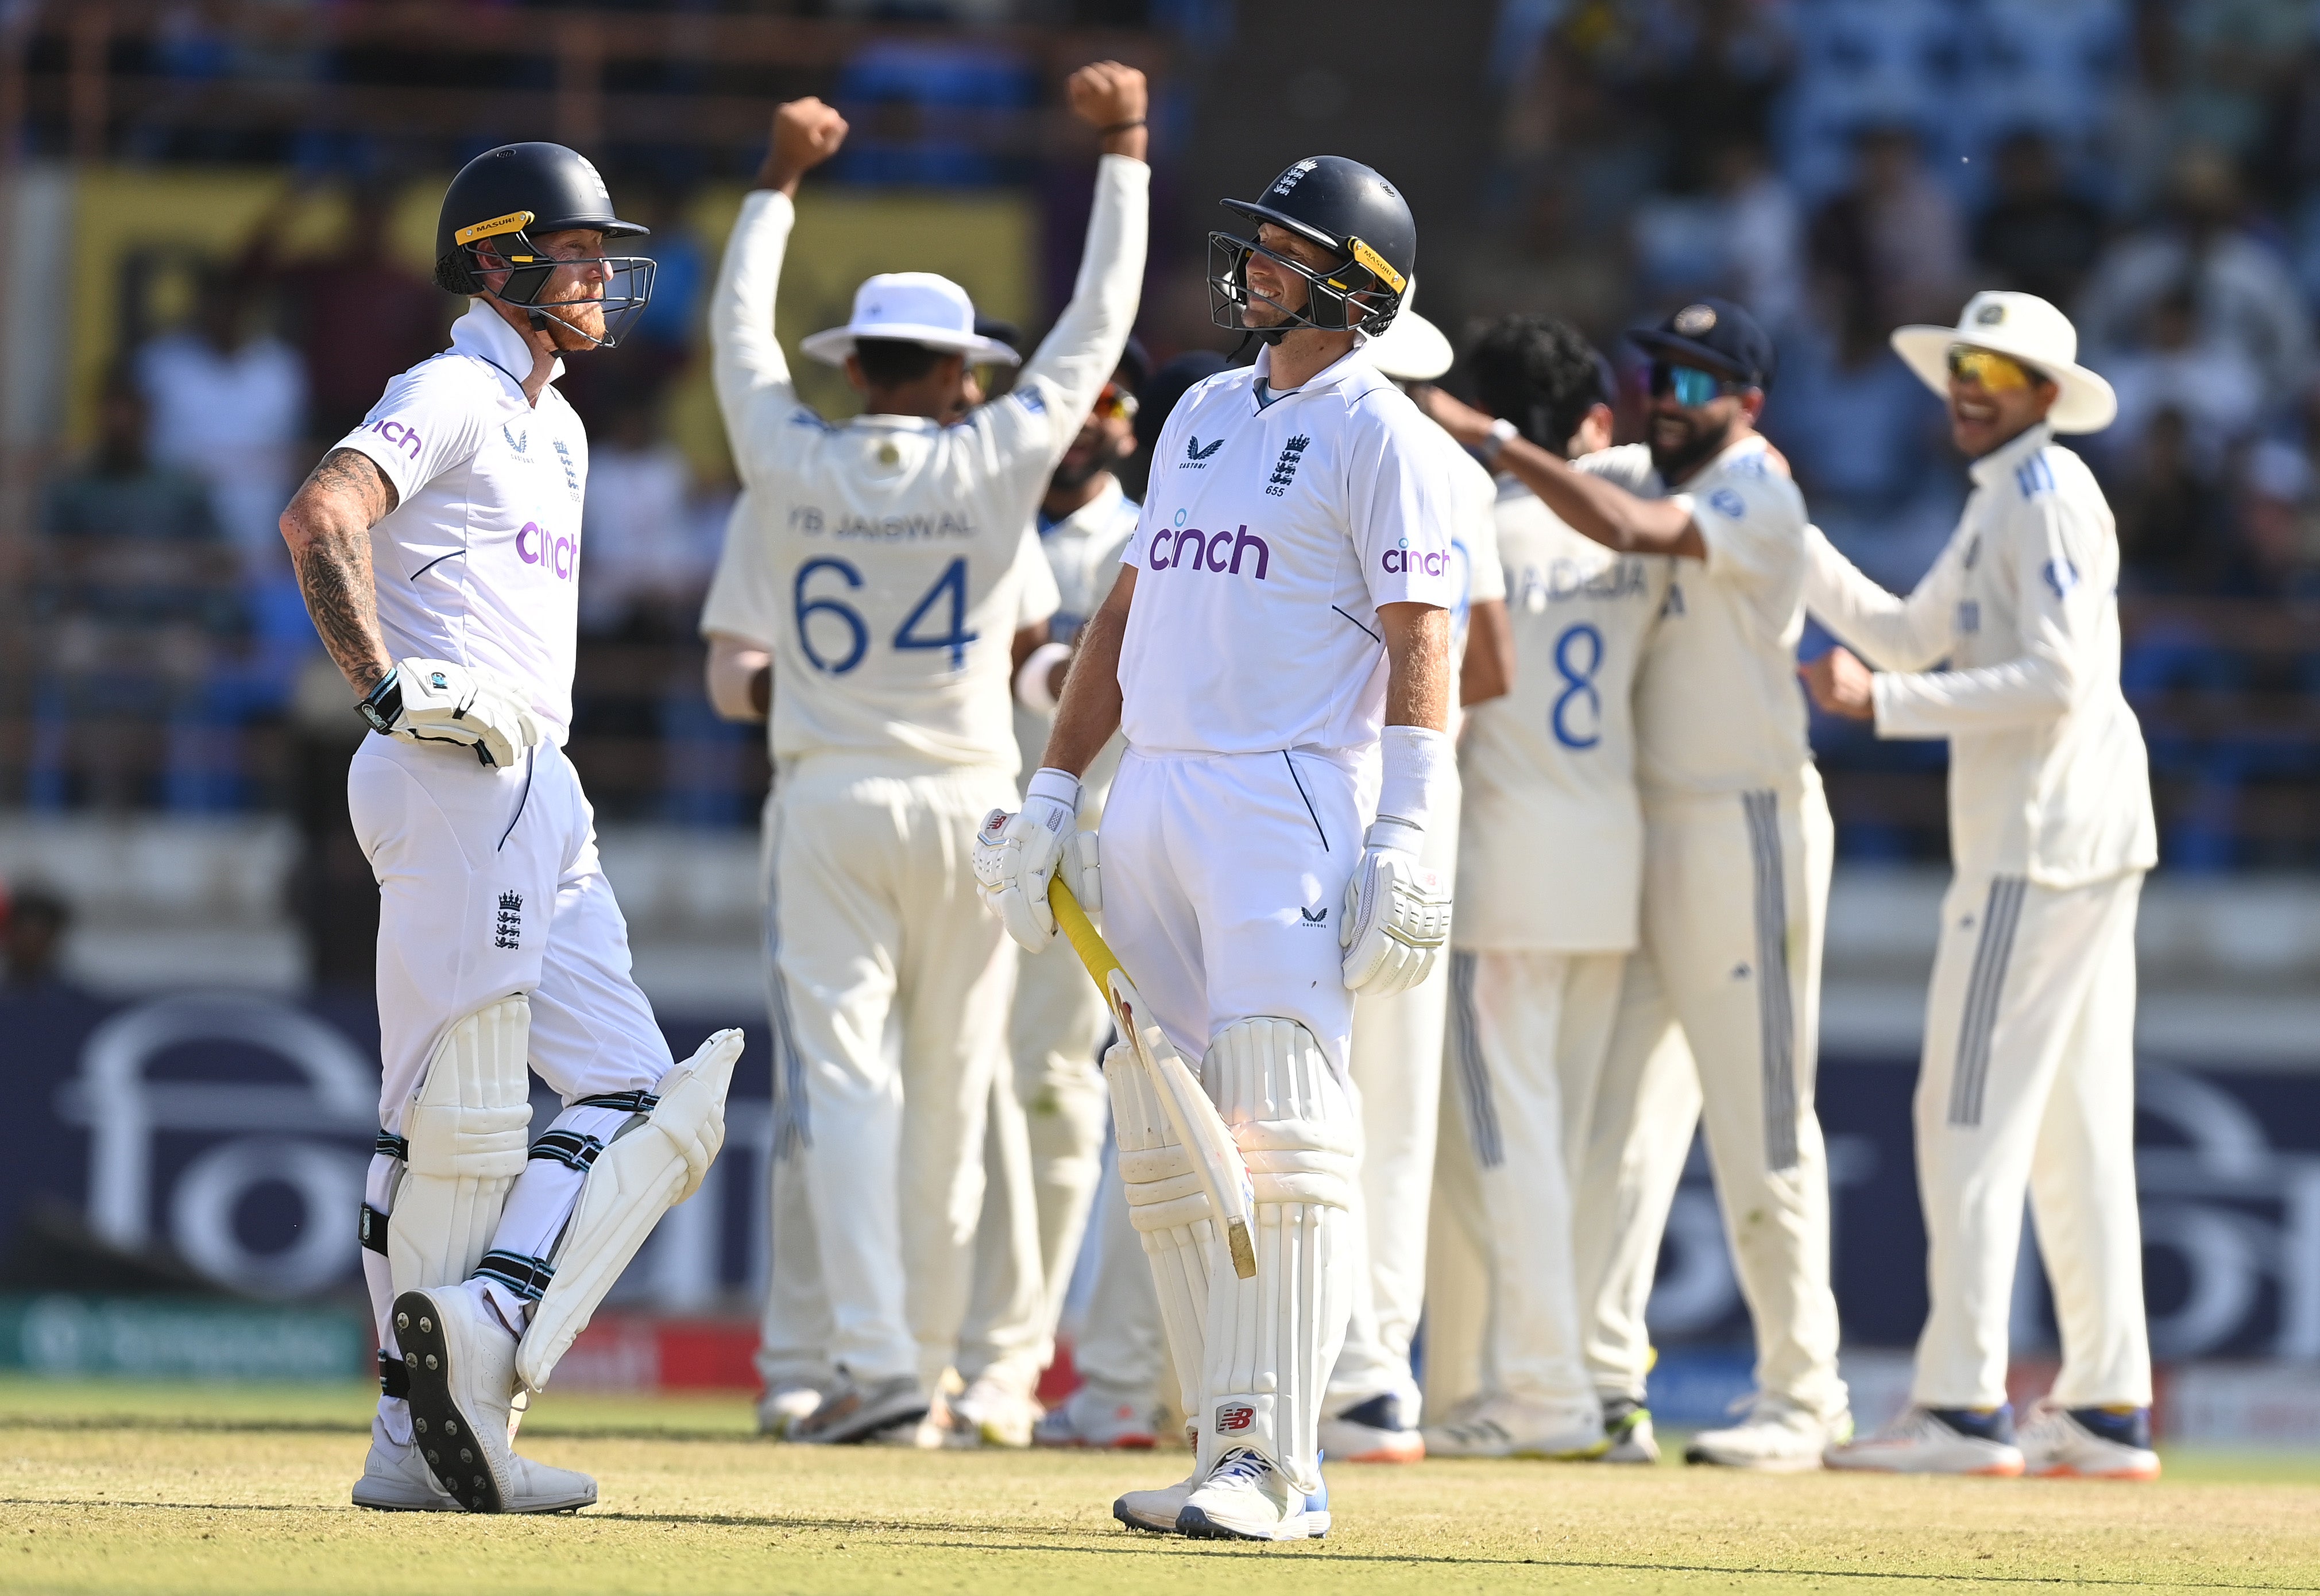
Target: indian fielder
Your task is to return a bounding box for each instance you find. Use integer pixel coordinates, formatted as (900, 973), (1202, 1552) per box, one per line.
(1810, 292), (2159, 1481)
(1424, 297), (1853, 1470)
(1319, 294), (1510, 1465)
(1419, 316), (1677, 1462)
(980, 153), (1456, 1540)
(279, 143), (744, 1514)
(699, 72), (1147, 1443)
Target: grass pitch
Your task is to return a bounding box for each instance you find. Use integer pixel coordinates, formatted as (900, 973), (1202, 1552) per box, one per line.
(2, 1377), (2317, 1594)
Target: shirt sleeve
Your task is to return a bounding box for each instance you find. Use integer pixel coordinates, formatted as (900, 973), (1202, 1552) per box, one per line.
(698, 490), (777, 648)
(1570, 443), (1656, 493)
(1804, 521), (1962, 674)
(1353, 399), (1459, 610)
(709, 189), (801, 483)
(1671, 464), (1804, 591)
(1873, 468), (2102, 737)
(1011, 524), (1062, 632)
(335, 361), (491, 507)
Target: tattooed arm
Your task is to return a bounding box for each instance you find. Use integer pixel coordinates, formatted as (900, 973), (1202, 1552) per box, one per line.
(279, 448), (399, 696)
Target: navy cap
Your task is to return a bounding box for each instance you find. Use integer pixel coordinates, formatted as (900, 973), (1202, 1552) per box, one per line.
(1628, 297), (1776, 390)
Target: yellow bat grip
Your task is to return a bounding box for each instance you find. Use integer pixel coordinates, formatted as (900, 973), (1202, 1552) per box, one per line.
(1047, 875), (1122, 998)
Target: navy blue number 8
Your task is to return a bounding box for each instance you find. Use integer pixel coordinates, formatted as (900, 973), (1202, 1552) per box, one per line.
(1551, 621), (1603, 749)
(794, 557), (869, 674)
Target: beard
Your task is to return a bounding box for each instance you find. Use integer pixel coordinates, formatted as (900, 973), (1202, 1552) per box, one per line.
(1648, 412), (1735, 485)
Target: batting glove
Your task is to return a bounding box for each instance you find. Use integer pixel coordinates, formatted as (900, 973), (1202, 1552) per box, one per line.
(361, 658), (545, 769)
(975, 768), (1100, 952)
(1339, 817), (1451, 996)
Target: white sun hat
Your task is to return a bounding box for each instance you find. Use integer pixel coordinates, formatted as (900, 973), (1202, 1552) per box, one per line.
(799, 272), (1023, 367)
(1889, 289), (2117, 434)
(1364, 280), (1453, 382)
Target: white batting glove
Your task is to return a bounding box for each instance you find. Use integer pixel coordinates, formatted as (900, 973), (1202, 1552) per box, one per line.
(974, 768), (1100, 952)
(1340, 817), (1451, 996)
(363, 658), (545, 769)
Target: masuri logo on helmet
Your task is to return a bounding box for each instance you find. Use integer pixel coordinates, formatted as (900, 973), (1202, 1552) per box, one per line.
(433, 142), (657, 351)
(1208, 154), (1417, 344)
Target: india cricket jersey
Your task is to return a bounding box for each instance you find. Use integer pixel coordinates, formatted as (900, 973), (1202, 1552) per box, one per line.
(338, 303), (590, 741)
(1117, 345), (1460, 757)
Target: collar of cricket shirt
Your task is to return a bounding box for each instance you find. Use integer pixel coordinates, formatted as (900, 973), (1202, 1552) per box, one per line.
(1966, 420), (2055, 492)
(451, 301), (565, 399)
(1250, 336), (1374, 410)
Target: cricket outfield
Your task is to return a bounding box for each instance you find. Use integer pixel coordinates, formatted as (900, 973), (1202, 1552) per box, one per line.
(1, 1377), (2314, 1594)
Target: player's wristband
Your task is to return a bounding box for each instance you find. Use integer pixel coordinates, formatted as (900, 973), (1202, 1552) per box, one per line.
(1026, 766), (1082, 814)
(1097, 118), (1147, 137)
(1014, 641), (1073, 716)
(355, 668), (403, 735)
(1375, 723), (1453, 838)
(1476, 416), (1519, 466)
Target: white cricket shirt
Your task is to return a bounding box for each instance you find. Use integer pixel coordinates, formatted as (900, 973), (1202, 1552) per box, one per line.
(1804, 424), (2156, 887)
(701, 156), (1145, 772)
(337, 303), (589, 742)
(1013, 477), (1141, 785)
(1117, 345), (1460, 758)
(1579, 436), (1815, 796)
(1457, 478), (1669, 952)
(1426, 423), (1507, 731)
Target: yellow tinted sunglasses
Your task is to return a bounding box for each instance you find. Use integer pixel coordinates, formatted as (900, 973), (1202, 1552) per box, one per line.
(1946, 344), (2039, 393)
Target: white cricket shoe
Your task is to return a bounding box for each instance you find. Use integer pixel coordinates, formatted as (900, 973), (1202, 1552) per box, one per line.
(1685, 1394), (1851, 1472)
(1422, 1394), (1609, 1460)
(788, 1373), (931, 1445)
(351, 1428), (462, 1512)
(953, 1372), (1042, 1449)
(1597, 1395), (1660, 1463)
(1320, 1392), (1425, 1463)
(2018, 1401), (2160, 1481)
(1826, 1407), (2025, 1475)
(1034, 1386), (1160, 1449)
(392, 1288), (597, 1514)
(1113, 1470), (1200, 1533)
(1177, 1447), (1329, 1541)
(756, 1378), (832, 1438)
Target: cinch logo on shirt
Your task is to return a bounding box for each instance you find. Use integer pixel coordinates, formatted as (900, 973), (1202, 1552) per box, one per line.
(1381, 541), (1450, 576)
(1148, 522), (1271, 579)
(516, 521), (578, 581)
(366, 417), (423, 459)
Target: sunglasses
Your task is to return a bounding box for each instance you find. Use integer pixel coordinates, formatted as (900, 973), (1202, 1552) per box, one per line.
(1093, 382), (1140, 422)
(1648, 362), (1738, 408)
(1946, 345), (2039, 393)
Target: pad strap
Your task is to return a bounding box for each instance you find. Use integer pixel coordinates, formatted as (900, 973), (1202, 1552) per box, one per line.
(375, 1131), (409, 1161)
(377, 1349), (410, 1400)
(573, 1090), (658, 1115)
(528, 1128), (607, 1172)
(474, 1249), (556, 1303)
(359, 1203), (390, 1257)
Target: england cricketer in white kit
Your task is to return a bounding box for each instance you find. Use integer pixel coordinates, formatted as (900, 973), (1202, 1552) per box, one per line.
(281, 142), (744, 1514)
(957, 348), (1150, 1447)
(699, 75), (1148, 1444)
(980, 153), (1456, 1540)
(1317, 295), (1510, 1466)
(1426, 296), (1852, 1470)
(1417, 316), (1677, 1462)
(1809, 293), (2160, 1481)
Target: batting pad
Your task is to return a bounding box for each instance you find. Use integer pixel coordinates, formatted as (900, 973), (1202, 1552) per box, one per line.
(1107, 1041), (1216, 1424)
(1197, 1017), (1357, 1495)
(389, 995), (535, 1293)
(515, 1028), (743, 1390)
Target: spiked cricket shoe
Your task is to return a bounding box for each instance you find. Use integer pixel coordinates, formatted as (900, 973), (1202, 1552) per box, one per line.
(1177, 1448), (1328, 1541)
(953, 1372), (1042, 1448)
(1035, 1386), (1160, 1449)
(350, 1428), (461, 1512)
(755, 1377), (830, 1439)
(1320, 1392), (1425, 1463)
(2019, 1401), (2161, 1480)
(1422, 1394), (1609, 1459)
(1826, 1407), (2025, 1475)
(788, 1373), (931, 1445)
(1113, 1470), (1199, 1533)
(1598, 1395), (1660, 1463)
(393, 1288), (596, 1513)
(1686, 1393), (1850, 1472)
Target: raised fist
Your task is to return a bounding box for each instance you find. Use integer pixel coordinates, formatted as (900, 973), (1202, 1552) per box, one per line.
(761, 98), (849, 194)
(1066, 61), (1147, 134)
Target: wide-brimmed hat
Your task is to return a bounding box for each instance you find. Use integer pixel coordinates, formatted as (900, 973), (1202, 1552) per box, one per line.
(800, 272), (1022, 367)
(1890, 290), (2116, 433)
(1365, 280), (1453, 382)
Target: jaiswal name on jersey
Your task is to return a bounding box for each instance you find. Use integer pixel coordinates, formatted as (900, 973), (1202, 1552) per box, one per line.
(1116, 351), (1460, 759)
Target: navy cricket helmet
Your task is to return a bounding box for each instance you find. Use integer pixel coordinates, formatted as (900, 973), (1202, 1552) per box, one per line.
(1209, 156), (1416, 342)
(433, 142), (655, 350)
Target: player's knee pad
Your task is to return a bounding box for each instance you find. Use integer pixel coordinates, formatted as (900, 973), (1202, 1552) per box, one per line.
(1195, 1017), (1357, 1494)
(384, 995), (535, 1294)
(1103, 1041), (1213, 1421)
(513, 1028), (744, 1391)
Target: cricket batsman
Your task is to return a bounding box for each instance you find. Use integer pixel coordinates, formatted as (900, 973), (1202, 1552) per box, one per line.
(280, 143), (744, 1513)
(1808, 292), (2159, 1480)
(979, 153), (1457, 1539)
(699, 70), (1147, 1443)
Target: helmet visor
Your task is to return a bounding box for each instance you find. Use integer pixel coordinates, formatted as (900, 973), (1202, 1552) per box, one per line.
(468, 234), (658, 350)
(1205, 228), (1399, 338)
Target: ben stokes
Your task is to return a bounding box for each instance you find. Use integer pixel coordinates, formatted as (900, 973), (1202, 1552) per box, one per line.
(980, 154), (1456, 1540)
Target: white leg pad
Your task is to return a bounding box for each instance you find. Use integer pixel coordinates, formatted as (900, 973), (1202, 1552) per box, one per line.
(1198, 1017), (1357, 1496)
(1106, 1041), (1215, 1427)
(388, 995), (535, 1292)
(515, 1028), (744, 1390)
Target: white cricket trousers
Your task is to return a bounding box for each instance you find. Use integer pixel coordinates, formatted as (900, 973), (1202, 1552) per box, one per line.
(1329, 784), (1460, 1420)
(348, 735), (671, 1131)
(1912, 869), (2150, 1411)
(1441, 948), (1627, 1409)
(1579, 776), (1846, 1419)
(769, 755), (1019, 1388)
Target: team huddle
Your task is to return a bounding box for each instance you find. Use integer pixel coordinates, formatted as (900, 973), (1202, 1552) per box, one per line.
(277, 57), (2165, 1540)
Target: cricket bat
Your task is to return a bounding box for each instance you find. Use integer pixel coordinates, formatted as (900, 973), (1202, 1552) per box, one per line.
(1047, 875), (1258, 1280)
